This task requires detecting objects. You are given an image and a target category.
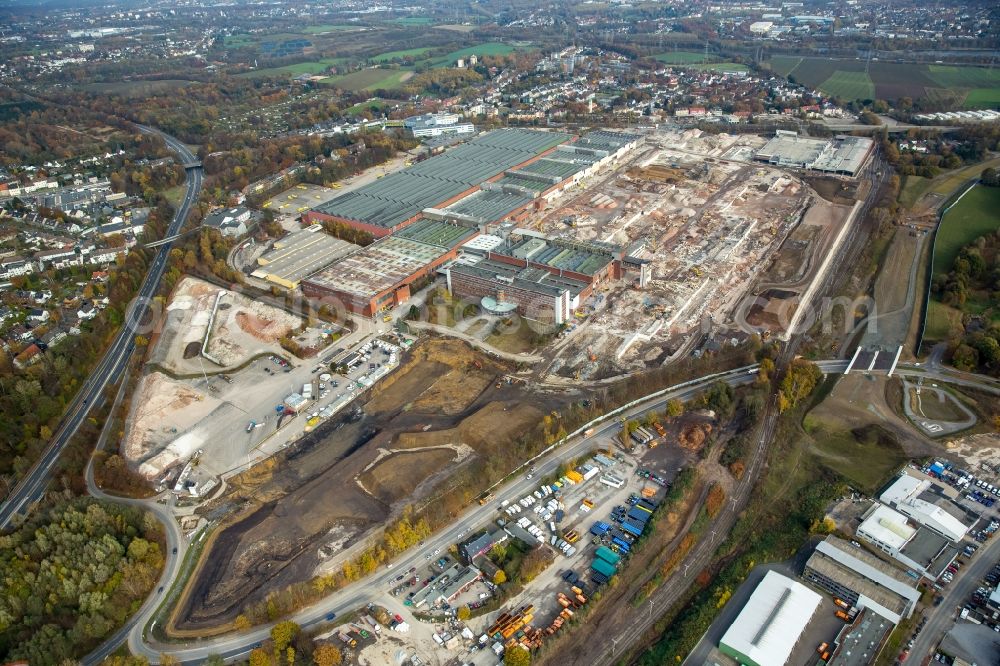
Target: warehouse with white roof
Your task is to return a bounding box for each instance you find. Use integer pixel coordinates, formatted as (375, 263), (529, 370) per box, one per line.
(880, 471), (971, 543)
(719, 570), (822, 666)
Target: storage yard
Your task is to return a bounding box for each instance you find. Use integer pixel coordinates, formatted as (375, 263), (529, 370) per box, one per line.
(171, 339), (577, 631)
(126, 276), (388, 485)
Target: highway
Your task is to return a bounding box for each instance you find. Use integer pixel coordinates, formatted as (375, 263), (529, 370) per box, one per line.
(0, 125), (203, 530)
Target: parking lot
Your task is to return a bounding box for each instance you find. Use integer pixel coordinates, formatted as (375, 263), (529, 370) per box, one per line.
(163, 334), (407, 494)
(263, 183), (341, 219)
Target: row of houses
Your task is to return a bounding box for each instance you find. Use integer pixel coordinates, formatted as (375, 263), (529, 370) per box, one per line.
(0, 243), (128, 280)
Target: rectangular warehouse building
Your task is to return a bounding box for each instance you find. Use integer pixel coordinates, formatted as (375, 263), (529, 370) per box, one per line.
(754, 131), (874, 177)
(803, 536), (920, 625)
(303, 129), (573, 237)
(301, 219), (477, 316)
(251, 225), (358, 289)
(719, 570), (822, 666)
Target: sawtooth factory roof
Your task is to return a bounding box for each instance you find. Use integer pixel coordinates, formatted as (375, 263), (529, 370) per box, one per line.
(312, 129), (572, 229)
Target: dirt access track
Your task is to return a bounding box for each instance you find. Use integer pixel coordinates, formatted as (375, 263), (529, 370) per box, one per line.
(148, 276), (301, 375)
(172, 339), (575, 633)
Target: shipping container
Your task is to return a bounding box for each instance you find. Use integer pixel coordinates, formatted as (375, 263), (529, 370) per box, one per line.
(611, 536), (631, 552)
(621, 520), (643, 537)
(599, 475), (625, 489)
(591, 558), (617, 578)
(590, 521), (611, 536)
(637, 499), (657, 513)
(595, 546), (621, 566)
(627, 507), (651, 524)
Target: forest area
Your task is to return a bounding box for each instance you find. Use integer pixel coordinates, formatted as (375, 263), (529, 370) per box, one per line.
(0, 499), (165, 665)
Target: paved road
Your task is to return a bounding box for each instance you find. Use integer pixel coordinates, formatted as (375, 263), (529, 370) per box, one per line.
(0, 126), (202, 530)
(82, 372), (188, 666)
(906, 531), (1000, 663)
(123, 363), (853, 662)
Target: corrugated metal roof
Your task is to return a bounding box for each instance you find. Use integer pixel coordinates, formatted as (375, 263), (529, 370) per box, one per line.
(719, 571), (821, 666)
(313, 129), (571, 228)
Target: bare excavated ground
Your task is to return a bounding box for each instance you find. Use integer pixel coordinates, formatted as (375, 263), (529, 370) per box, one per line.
(174, 339), (571, 631)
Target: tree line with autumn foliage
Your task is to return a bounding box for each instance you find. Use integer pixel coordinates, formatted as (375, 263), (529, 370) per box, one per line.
(0, 499), (164, 664)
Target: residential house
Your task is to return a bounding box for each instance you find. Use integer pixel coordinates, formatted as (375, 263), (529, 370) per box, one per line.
(27, 308), (50, 323)
(77, 302), (97, 321)
(0, 257), (34, 279)
(202, 205), (251, 238)
(13, 343), (42, 369)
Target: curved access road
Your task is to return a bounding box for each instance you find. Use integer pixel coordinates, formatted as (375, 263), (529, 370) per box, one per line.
(81, 372), (188, 666)
(116, 360), (847, 663)
(0, 125), (203, 530)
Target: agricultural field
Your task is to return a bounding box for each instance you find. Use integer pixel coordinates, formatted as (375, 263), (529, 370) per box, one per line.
(818, 70), (875, 101)
(766, 55), (1000, 106)
(932, 185), (1000, 279)
(652, 51), (711, 64)
(301, 24), (361, 34)
(238, 57), (349, 79)
(325, 67), (415, 91)
(435, 24), (477, 33)
(222, 34), (256, 49)
(369, 47), (432, 63)
(428, 42), (519, 67)
(392, 17), (435, 26)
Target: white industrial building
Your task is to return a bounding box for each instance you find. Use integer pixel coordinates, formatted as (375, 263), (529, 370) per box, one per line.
(858, 503), (916, 552)
(856, 502), (958, 580)
(750, 21), (774, 34)
(719, 570), (822, 666)
(403, 113), (475, 138)
(880, 472), (971, 542)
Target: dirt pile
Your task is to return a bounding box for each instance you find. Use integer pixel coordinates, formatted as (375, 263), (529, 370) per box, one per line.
(172, 339), (569, 633)
(122, 372), (222, 479)
(235, 311), (293, 342)
(678, 423), (712, 451)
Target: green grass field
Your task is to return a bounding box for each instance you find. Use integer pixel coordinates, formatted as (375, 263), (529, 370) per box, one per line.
(927, 65), (1000, 88)
(963, 88), (1000, 109)
(429, 42), (518, 67)
(325, 67), (414, 91)
(805, 423), (907, 493)
(369, 47), (432, 63)
(933, 185), (1000, 279)
(301, 24), (360, 34)
(819, 70), (875, 101)
(344, 98), (389, 116)
(652, 51), (709, 64)
(82, 79), (194, 98)
(927, 66), (1000, 109)
(689, 62), (750, 73)
(223, 34), (256, 49)
(238, 57), (348, 78)
(393, 17), (435, 25)
(899, 175), (932, 210)
(925, 186), (1000, 340)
